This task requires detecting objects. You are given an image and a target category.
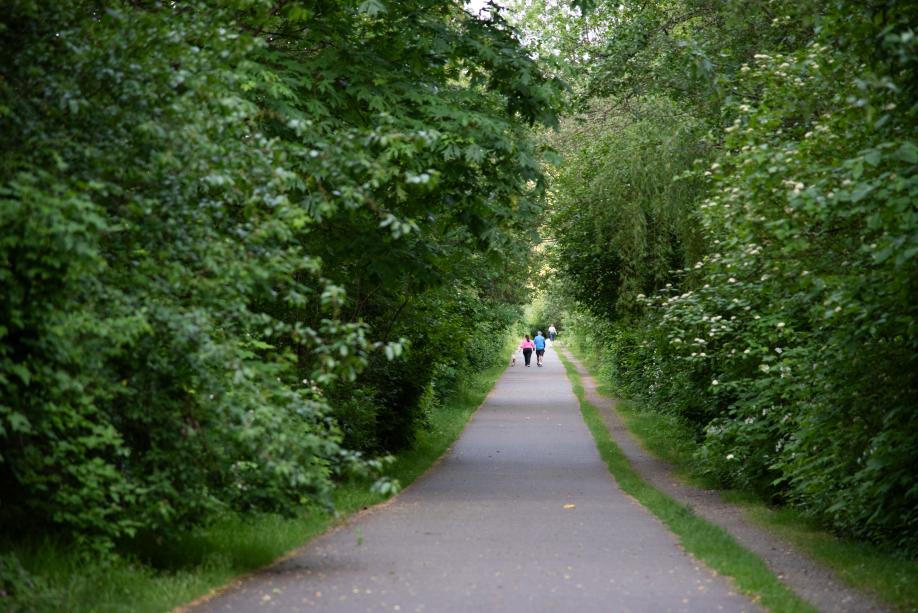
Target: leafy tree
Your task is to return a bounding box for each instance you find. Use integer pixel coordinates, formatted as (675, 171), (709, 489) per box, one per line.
(538, 0), (918, 551)
(548, 96), (708, 319)
(0, 0), (560, 550)
(241, 0), (561, 451)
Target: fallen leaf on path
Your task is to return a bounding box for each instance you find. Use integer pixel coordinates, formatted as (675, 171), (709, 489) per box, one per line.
(563, 504), (576, 509)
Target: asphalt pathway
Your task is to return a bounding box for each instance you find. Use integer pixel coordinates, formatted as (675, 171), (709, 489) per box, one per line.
(193, 346), (757, 612)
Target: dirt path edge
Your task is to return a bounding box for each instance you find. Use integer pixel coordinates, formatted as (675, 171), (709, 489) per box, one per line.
(558, 345), (887, 613)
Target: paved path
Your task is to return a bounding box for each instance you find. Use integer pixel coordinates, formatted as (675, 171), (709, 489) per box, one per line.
(193, 346), (757, 612)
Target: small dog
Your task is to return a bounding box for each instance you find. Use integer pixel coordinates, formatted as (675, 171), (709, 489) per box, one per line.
(510, 353), (517, 367)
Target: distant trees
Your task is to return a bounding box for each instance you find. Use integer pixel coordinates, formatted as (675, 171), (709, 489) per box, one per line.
(0, 0), (560, 549)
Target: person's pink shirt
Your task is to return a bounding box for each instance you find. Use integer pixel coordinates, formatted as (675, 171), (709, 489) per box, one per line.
(519, 340), (535, 349)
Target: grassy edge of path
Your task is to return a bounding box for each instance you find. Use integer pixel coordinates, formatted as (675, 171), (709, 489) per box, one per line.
(3, 341), (514, 613)
(563, 341), (918, 612)
(556, 349), (814, 613)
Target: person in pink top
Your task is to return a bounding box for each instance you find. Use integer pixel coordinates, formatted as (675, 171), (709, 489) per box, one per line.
(519, 334), (536, 367)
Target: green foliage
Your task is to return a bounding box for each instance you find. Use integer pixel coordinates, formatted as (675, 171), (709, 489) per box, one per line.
(506, 0), (620, 92)
(543, 0), (918, 552)
(642, 21), (918, 547)
(330, 281), (521, 453)
(0, 553), (54, 612)
(240, 0), (559, 455)
(0, 0), (558, 556)
(523, 291), (565, 336)
(586, 0), (821, 114)
(548, 96), (708, 320)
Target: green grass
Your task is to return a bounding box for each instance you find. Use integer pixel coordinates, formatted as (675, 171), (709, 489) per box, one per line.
(556, 349), (814, 613)
(612, 399), (705, 473)
(3, 354), (510, 613)
(563, 341), (918, 612)
(4, 513), (333, 613)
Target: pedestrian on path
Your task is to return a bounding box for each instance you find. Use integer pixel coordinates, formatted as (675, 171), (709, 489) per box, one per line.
(534, 331), (546, 366)
(548, 324), (557, 342)
(519, 334), (535, 367)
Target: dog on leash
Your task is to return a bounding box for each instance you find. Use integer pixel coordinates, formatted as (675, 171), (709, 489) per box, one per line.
(510, 353), (517, 367)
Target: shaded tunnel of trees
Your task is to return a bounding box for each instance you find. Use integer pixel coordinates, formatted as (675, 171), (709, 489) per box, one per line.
(0, 0), (915, 575)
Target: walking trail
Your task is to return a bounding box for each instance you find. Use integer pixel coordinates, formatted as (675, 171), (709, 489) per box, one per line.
(190, 346), (758, 612)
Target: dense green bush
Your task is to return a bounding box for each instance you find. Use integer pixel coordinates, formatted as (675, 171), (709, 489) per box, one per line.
(538, 0), (918, 551)
(0, 0), (558, 552)
(640, 17), (918, 546)
(331, 280), (524, 453)
(1, 1), (355, 548)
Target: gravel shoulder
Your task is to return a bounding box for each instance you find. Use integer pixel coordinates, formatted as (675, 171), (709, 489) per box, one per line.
(557, 345), (887, 613)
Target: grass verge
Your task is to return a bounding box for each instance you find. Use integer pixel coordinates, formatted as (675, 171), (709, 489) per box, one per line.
(556, 349), (814, 613)
(563, 341), (918, 612)
(3, 350), (510, 613)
